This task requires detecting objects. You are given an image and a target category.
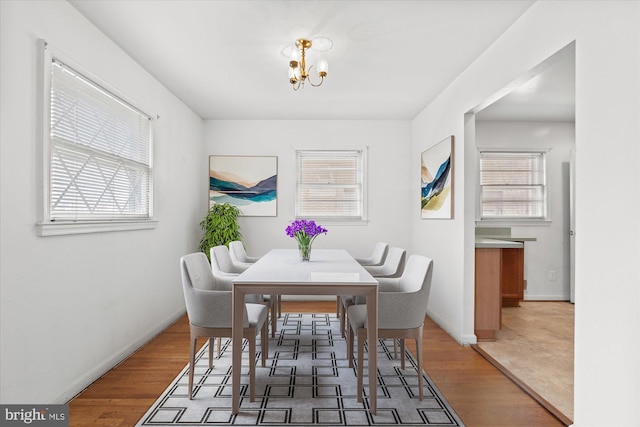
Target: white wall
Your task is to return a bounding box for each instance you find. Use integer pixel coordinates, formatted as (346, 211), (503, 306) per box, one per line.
(412, 1), (639, 425)
(476, 121), (575, 300)
(0, 1), (204, 403)
(2, 2), (638, 425)
(203, 120), (413, 266)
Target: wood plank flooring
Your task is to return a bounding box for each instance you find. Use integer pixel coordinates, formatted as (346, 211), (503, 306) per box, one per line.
(68, 301), (563, 426)
(473, 301), (574, 425)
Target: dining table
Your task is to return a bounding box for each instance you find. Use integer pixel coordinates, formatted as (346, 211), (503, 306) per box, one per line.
(231, 248), (379, 414)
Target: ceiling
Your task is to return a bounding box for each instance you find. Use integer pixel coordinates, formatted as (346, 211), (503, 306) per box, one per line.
(67, 0), (576, 121)
(476, 44), (575, 122)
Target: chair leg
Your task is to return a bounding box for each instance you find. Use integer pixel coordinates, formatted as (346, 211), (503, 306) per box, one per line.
(347, 320), (354, 368)
(416, 327), (424, 400)
(400, 339), (406, 370)
(393, 339), (398, 359)
(340, 298), (353, 338)
(217, 337), (221, 358)
(336, 296), (340, 317)
(249, 335), (256, 402)
(340, 302), (346, 338)
(261, 320), (268, 367)
(270, 295), (277, 337)
(277, 294), (282, 318)
(208, 338), (215, 369)
(357, 327), (366, 403)
(189, 334), (197, 400)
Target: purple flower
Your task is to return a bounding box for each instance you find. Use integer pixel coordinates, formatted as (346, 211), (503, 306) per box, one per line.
(285, 219), (328, 247)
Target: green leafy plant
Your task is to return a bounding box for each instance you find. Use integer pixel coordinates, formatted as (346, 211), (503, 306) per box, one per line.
(199, 203), (242, 260)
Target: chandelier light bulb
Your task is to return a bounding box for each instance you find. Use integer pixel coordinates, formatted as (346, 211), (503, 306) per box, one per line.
(317, 59), (328, 77)
(290, 49), (299, 63)
(288, 67), (298, 84)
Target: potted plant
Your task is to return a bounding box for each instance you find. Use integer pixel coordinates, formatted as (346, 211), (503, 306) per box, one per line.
(199, 203), (242, 260)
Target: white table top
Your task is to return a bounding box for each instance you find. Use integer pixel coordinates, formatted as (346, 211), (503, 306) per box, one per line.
(230, 248), (380, 414)
(234, 248), (378, 285)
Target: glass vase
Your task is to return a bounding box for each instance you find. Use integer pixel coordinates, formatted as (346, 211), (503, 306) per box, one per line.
(298, 243), (311, 261)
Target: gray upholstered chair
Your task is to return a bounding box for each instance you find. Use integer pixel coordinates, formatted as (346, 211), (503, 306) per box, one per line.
(229, 240), (260, 264)
(210, 245), (278, 337)
(339, 247), (406, 337)
(180, 252), (269, 401)
(347, 254), (434, 401)
(337, 242), (390, 317)
(363, 246), (406, 278)
(229, 241), (282, 319)
(355, 242), (389, 266)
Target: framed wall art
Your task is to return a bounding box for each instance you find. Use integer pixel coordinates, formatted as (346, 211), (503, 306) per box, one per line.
(209, 155), (277, 217)
(421, 136), (454, 219)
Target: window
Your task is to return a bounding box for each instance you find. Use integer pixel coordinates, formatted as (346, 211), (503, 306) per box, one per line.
(38, 42), (154, 235)
(295, 150), (366, 221)
(479, 151), (547, 220)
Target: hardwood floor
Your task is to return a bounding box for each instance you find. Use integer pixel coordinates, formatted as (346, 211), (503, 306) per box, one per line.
(473, 301), (574, 425)
(68, 301), (563, 426)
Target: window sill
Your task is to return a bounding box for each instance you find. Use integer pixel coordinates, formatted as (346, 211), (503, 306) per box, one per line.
(475, 219), (551, 227)
(293, 218), (369, 226)
(36, 220), (158, 236)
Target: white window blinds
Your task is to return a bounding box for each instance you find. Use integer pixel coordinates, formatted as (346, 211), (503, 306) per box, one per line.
(48, 59), (152, 221)
(296, 150), (364, 219)
(479, 151), (546, 219)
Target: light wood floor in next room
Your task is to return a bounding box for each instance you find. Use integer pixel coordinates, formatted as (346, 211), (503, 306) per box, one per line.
(68, 301), (564, 427)
(474, 301), (574, 425)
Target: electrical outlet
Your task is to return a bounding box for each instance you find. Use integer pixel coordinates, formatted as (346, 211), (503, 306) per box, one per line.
(548, 270), (557, 281)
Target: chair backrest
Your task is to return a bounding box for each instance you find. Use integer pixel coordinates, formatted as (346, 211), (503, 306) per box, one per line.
(209, 245), (241, 291)
(399, 255), (434, 297)
(378, 254), (433, 329)
(356, 242), (389, 266)
(211, 245), (243, 273)
(229, 240), (260, 263)
(180, 252), (247, 328)
(210, 245), (262, 303)
(370, 242), (389, 265)
(181, 252), (216, 291)
(365, 247), (406, 277)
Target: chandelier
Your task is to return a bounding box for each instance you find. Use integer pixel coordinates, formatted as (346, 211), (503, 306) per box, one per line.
(288, 38), (330, 91)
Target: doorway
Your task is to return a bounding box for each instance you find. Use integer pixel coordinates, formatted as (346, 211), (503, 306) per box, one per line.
(469, 42), (576, 425)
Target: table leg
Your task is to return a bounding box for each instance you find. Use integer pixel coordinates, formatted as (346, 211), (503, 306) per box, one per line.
(232, 286), (245, 414)
(366, 287), (378, 415)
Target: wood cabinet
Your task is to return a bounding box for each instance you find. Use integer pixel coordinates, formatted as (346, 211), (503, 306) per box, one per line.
(474, 245), (525, 341)
(501, 246), (524, 307)
(474, 248), (502, 341)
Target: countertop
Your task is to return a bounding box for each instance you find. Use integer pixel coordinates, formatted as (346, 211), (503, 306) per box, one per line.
(475, 227), (537, 248)
(475, 237), (524, 249)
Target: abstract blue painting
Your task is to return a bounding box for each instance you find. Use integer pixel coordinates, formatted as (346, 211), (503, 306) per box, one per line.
(421, 136), (454, 219)
(209, 156), (277, 216)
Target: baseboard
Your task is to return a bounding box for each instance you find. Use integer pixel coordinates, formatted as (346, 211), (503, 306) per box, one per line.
(280, 295), (335, 301)
(426, 309), (473, 345)
(523, 295), (570, 301)
(460, 333), (478, 345)
(56, 307), (186, 404)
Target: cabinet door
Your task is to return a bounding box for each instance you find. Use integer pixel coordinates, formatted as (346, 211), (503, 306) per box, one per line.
(501, 247), (524, 307)
(475, 248), (502, 340)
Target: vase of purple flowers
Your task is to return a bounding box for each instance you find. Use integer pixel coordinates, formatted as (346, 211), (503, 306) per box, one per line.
(285, 219), (328, 261)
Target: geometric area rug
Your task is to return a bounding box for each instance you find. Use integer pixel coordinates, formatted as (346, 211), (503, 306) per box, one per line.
(136, 313), (465, 426)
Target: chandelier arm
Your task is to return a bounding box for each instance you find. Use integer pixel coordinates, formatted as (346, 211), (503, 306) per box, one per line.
(305, 65), (324, 87)
(308, 76), (324, 87)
